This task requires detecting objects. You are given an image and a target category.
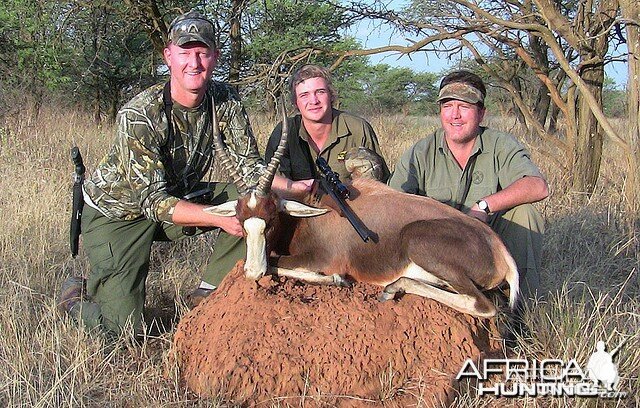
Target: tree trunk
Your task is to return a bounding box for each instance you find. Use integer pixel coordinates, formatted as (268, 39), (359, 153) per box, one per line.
(29, 86), (43, 126)
(229, 0), (243, 85)
(548, 101), (560, 134)
(510, 77), (528, 128)
(94, 88), (102, 125)
(266, 89), (279, 120)
(547, 70), (566, 134)
(569, 0), (617, 195)
(529, 35), (551, 127)
(533, 80), (551, 127)
(571, 63), (604, 194)
(619, 0), (640, 213)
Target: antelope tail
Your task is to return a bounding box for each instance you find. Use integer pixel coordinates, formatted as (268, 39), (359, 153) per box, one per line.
(503, 249), (520, 310)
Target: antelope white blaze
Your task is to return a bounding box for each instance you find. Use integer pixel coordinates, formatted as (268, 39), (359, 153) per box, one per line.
(247, 191), (258, 210)
(244, 217), (267, 280)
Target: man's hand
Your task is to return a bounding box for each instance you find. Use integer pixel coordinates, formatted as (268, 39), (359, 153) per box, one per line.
(172, 200), (244, 236)
(467, 207), (488, 223)
(216, 215), (244, 237)
(272, 175), (314, 199)
(288, 179), (314, 193)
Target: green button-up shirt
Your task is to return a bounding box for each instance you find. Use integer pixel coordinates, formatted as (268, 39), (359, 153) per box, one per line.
(388, 127), (543, 211)
(265, 109), (389, 182)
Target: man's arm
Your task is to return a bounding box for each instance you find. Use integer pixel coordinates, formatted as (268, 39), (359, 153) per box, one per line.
(468, 176), (549, 221)
(171, 200), (244, 237)
(265, 117), (314, 198)
(387, 141), (423, 194)
(466, 130), (549, 221)
(117, 106), (181, 223)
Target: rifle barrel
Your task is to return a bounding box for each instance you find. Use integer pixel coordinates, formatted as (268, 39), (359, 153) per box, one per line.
(321, 179), (372, 242)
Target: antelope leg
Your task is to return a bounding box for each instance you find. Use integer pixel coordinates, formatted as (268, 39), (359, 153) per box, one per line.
(379, 277), (496, 318)
(268, 266), (351, 287)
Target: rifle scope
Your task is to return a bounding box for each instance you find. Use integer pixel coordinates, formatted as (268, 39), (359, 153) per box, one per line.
(316, 157), (350, 200)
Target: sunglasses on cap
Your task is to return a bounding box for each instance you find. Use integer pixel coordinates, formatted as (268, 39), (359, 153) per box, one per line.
(168, 13), (216, 49)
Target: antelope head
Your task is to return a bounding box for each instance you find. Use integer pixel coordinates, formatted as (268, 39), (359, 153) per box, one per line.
(204, 98), (327, 280)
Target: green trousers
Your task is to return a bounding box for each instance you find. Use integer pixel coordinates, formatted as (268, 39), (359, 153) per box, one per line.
(489, 204), (545, 303)
(78, 182), (245, 337)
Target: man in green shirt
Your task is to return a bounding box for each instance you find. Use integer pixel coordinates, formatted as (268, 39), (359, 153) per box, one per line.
(388, 70), (549, 305)
(265, 64), (389, 196)
(57, 11), (265, 338)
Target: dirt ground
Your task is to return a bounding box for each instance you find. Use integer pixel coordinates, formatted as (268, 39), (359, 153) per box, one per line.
(172, 262), (505, 407)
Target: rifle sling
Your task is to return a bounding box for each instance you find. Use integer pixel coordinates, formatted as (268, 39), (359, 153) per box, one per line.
(163, 81), (174, 145)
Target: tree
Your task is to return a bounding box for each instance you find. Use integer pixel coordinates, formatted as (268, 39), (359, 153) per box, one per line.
(618, 0), (639, 212)
(239, 0), (356, 112)
(63, 1), (160, 123)
(0, 0), (72, 122)
(351, 64), (438, 114)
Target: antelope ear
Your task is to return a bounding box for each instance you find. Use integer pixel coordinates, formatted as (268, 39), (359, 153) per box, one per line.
(203, 200), (238, 217)
(280, 199), (329, 217)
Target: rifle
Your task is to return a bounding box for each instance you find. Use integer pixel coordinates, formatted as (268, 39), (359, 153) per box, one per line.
(315, 157), (373, 243)
(70, 147), (85, 257)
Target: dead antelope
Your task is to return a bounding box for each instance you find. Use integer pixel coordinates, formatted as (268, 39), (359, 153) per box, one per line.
(206, 102), (519, 318)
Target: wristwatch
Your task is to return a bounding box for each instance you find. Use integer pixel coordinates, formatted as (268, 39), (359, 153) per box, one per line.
(476, 199), (491, 214)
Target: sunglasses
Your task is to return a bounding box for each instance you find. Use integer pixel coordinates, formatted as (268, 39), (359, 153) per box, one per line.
(169, 17), (216, 45)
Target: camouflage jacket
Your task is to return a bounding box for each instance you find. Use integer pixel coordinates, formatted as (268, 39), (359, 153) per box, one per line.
(84, 81), (265, 223)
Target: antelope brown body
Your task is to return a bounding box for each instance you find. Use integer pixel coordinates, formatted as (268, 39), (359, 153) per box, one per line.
(204, 98), (518, 318)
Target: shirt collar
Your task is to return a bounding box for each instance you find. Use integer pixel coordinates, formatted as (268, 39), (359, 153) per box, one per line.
(298, 109), (348, 152)
(437, 126), (486, 157)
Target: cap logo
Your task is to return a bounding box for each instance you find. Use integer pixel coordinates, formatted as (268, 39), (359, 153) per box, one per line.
(185, 23), (199, 34)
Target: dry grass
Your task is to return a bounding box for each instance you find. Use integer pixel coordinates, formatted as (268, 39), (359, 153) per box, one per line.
(0, 108), (637, 407)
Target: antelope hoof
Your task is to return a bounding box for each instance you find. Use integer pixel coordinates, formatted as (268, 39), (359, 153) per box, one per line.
(332, 274), (351, 287)
(377, 290), (396, 302)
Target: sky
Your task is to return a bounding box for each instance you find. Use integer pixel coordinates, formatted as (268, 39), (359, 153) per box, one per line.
(344, 5), (629, 89)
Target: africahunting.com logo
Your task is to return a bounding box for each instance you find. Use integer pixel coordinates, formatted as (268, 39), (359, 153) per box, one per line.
(456, 340), (627, 398)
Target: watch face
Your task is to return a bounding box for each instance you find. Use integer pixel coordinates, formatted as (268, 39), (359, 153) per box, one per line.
(478, 200), (489, 211)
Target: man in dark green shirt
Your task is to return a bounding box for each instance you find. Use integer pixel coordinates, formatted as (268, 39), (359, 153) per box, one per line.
(265, 64), (389, 196)
(388, 70), (549, 305)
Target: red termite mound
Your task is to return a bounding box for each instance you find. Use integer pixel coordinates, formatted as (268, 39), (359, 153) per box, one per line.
(172, 262), (504, 406)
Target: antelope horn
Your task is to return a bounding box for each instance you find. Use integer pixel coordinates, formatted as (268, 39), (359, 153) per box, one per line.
(211, 96), (249, 195)
(257, 97), (289, 195)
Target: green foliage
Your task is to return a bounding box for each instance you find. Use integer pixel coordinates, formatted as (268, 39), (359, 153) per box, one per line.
(0, 0), (163, 122)
(237, 0), (362, 108)
(244, 0), (345, 64)
(4, 0), (71, 89)
(338, 64), (439, 115)
(602, 76), (627, 118)
(0, 0), (72, 111)
(61, 1), (161, 122)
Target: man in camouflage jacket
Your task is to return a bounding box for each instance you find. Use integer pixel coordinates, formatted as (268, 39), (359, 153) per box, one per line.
(58, 11), (264, 338)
